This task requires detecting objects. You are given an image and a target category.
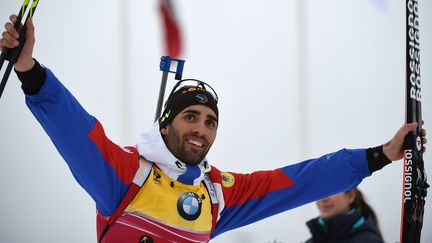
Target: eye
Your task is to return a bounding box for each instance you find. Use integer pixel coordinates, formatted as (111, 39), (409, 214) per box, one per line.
(206, 119), (217, 129)
(184, 113), (195, 121)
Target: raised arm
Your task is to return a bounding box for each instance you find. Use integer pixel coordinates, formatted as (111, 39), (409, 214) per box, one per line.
(1, 14), (140, 217)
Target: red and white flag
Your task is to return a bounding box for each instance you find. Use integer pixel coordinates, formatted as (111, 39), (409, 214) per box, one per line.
(159, 0), (183, 57)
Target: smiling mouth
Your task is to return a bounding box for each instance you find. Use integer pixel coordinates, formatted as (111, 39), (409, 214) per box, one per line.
(187, 138), (205, 148)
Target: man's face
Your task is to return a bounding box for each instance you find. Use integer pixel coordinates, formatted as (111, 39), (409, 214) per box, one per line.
(161, 105), (218, 165)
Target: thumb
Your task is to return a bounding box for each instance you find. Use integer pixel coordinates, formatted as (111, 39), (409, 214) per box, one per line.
(22, 18), (35, 57)
(383, 122), (418, 161)
(397, 122), (418, 139)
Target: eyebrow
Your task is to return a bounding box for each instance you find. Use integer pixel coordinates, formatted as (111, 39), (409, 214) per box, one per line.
(183, 109), (201, 116)
(207, 114), (218, 123)
(183, 109), (218, 123)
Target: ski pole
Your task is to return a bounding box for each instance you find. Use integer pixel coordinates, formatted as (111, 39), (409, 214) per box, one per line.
(0, 0), (40, 99)
(154, 56), (185, 122)
(0, 0), (30, 70)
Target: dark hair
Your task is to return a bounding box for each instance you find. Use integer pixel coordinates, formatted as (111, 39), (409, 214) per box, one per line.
(350, 189), (383, 240)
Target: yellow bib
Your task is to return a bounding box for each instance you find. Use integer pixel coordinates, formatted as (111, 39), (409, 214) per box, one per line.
(125, 166), (212, 233)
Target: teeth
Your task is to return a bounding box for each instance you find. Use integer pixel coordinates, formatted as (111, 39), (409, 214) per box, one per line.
(188, 139), (203, 147)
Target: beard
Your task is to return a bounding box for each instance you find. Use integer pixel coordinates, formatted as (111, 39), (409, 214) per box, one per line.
(163, 125), (211, 165)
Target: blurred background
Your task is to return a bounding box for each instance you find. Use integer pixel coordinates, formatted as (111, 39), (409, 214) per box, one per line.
(0, 0), (431, 242)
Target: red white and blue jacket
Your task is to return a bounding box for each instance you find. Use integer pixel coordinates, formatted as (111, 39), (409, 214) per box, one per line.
(24, 67), (372, 242)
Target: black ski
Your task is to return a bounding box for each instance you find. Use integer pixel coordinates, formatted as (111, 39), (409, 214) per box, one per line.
(400, 1), (428, 242)
(0, 0), (40, 99)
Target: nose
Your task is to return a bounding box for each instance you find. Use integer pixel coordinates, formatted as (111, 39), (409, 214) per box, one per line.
(191, 122), (207, 137)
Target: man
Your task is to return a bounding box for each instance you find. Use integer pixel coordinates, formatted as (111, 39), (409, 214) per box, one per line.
(0, 15), (427, 242)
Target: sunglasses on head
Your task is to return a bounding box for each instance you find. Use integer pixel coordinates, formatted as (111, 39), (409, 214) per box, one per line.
(169, 79), (219, 104)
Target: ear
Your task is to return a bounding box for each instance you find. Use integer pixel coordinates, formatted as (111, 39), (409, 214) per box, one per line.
(160, 125), (169, 136)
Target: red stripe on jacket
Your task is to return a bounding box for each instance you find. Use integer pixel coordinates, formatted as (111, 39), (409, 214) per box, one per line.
(88, 120), (139, 184)
(222, 169), (295, 207)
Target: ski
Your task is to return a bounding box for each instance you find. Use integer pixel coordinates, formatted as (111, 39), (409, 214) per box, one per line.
(400, 1), (428, 242)
(0, 0), (40, 99)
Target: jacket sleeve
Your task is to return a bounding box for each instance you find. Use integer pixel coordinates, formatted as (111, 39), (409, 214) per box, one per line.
(24, 67), (139, 216)
(212, 148), (370, 237)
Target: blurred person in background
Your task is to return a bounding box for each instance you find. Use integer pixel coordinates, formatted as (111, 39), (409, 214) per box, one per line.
(305, 188), (383, 243)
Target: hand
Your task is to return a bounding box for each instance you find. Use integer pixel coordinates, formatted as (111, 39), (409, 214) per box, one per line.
(0, 14), (35, 72)
(383, 122), (427, 161)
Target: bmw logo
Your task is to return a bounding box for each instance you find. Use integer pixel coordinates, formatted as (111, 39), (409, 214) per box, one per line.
(195, 94), (208, 104)
(177, 192), (202, 221)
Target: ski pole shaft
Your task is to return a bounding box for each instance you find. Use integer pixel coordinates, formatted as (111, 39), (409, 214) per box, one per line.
(0, 59), (15, 97)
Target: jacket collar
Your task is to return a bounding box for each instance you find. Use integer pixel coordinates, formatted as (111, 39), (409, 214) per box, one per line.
(306, 209), (374, 242)
(136, 122), (211, 186)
